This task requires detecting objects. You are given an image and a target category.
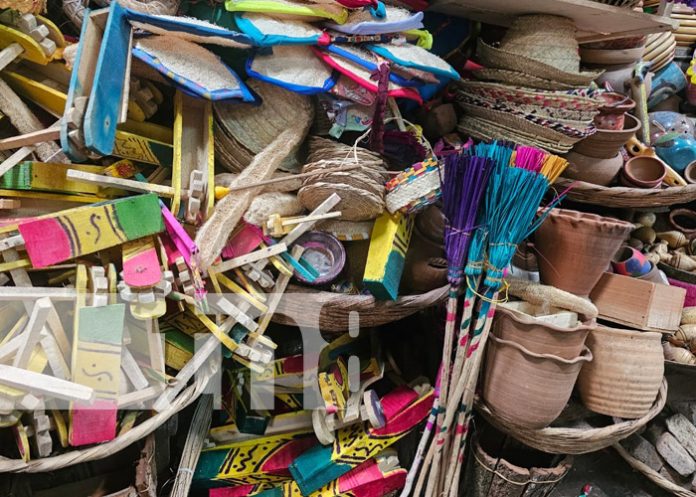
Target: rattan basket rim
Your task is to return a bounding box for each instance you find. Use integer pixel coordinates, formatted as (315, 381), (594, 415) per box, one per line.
(475, 378), (667, 455)
(0, 365), (213, 472)
(555, 178), (696, 207)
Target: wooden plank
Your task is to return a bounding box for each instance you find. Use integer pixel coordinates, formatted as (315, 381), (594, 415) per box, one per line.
(3, 162), (116, 197)
(428, 0), (679, 43)
(18, 194), (164, 268)
(121, 346), (149, 390)
(12, 297), (51, 368)
(84, 2), (132, 156)
(213, 244), (288, 274)
(0, 42), (24, 72)
(66, 169), (174, 197)
(0, 364), (94, 402)
(0, 24), (49, 64)
(0, 127), (60, 151)
(69, 303), (126, 446)
(255, 246), (303, 338)
(0, 146), (34, 178)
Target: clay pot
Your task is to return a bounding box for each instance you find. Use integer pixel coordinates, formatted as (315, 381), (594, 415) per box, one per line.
(577, 325), (664, 418)
(685, 161), (696, 184)
(492, 306), (592, 360)
(562, 151), (624, 186)
(482, 335), (592, 429)
(572, 114), (641, 159)
(402, 212), (447, 293)
(611, 245), (651, 277)
(593, 93), (636, 130)
(594, 63), (635, 95)
(620, 156), (667, 188)
(580, 46), (645, 66)
(534, 209), (634, 297)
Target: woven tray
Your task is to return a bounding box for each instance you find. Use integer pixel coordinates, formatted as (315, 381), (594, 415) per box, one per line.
(271, 284), (448, 332)
(0, 365), (212, 472)
(555, 178), (696, 208)
(475, 379), (667, 455)
(615, 442), (696, 497)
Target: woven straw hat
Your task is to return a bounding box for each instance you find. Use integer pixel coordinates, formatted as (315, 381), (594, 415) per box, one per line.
(215, 79), (314, 172)
(472, 68), (586, 91)
(477, 15), (602, 86)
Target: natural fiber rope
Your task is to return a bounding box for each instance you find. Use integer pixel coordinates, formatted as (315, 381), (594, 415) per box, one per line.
(0, 78), (68, 163)
(473, 452), (569, 485)
(0, 366), (213, 472)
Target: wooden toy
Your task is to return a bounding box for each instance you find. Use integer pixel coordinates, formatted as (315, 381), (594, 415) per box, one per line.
(264, 212), (342, 237)
(171, 91), (214, 223)
(122, 237), (162, 289)
(69, 298), (126, 446)
(18, 194), (164, 268)
(362, 211), (414, 300)
(0, 161), (120, 198)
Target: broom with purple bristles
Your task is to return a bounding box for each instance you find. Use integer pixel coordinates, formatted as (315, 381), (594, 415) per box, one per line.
(436, 146), (569, 495)
(398, 151), (492, 497)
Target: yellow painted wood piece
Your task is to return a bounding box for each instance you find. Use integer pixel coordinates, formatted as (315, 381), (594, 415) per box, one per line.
(0, 24), (51, 65)
(215, 271), (269, 313)
(36, 16), (67, 49)
(188, 304), (239, 354)
(0, 188), (107, 207)
(9, 161), (122, 197)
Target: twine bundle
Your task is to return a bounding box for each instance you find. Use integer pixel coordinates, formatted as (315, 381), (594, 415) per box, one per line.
(298, 137), (389, 221)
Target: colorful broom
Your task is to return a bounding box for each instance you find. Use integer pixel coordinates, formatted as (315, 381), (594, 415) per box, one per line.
(438, 146), (569, 494)
(399, 152), (492, 497)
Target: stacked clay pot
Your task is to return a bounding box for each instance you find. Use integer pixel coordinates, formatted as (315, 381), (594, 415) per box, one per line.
(483, 306), (594, 429)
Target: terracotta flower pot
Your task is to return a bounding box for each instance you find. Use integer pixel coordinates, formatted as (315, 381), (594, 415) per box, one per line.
(620, 156), (667, 188)
(562, 150), (624, 186)
(534, 209), (634, 297)
(577, 325), (664, 418)
(492, 306), (592, 360)
(572, 113), (641, 159)
(482, 335), (592, 429)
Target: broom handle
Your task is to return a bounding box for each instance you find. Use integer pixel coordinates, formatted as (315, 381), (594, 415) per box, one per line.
(447, 280), (480, 404)
(443, 297), (498, 490)
(398, 372), (441, 497)
(414, 430), (437, 496)
(423, 289), (459, 496)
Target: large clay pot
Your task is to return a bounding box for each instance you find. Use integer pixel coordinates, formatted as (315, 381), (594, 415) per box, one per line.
(534, 209), (633, 297)
(572, 113), (641, 159)
(562, 150), (624, 186)
(577, 325), (664, 418)
(482, 335), (592, 429)
(492, 306), (592, 360)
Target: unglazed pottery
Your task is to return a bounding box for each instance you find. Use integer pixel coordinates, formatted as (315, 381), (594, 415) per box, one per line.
(594, 92), (635, 130)
(685, 160), (696, 184)
(620, 156), (667, 188)
(577, 325), (664, 418)
(572, 113), (641, 159)
(562, 151), (624, 186)
(483, 335), (592, 429)
(669, 208), (696, 237)
(492, 306), (592, 360)
(534, 209), (634, 296)
(611, 245), (651, 277)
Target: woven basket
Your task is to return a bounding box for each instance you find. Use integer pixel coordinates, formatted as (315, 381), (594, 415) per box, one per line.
(475, 378), (667, 455)
(270, 284), (448, 332)
(555, 178), (696, 207)
(614, 441), (696, 497)
(0, 365), (213, 472)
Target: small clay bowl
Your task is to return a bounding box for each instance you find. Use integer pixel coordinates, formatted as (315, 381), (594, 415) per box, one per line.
(620, 156), (667, 188)
(685, 161), (696, 184)
(294, 231), (346, 286)
(611, 245), (652, 277)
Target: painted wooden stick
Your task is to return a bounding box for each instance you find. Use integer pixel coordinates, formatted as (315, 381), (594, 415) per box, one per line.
(12, 296), (52, 368)
(213, 244), (288, 274)
(0, 364), (94, 402)
(0, 126), (60, 151)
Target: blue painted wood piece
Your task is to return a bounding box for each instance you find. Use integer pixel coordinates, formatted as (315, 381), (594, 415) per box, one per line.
(84, 2), (132, 156)
(60, 8), (96, 162)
